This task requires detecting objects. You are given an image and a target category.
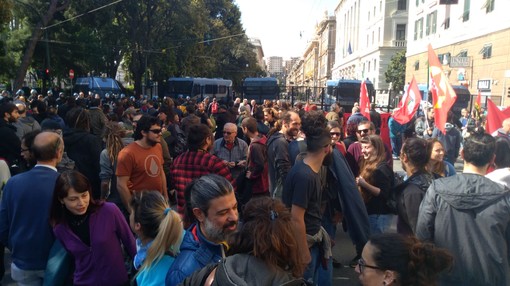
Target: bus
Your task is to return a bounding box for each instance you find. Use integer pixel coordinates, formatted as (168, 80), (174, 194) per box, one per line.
(73, 76), (123, 98)
(242, 77), (280, 104)
(324, 79), (375, 111)
(167, 77), (232, 102)
(417, 84), (471, 114)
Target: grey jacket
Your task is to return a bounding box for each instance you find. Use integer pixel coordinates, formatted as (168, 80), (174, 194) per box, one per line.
(267, 132), (291, 198)
(416, 173), (510, 286)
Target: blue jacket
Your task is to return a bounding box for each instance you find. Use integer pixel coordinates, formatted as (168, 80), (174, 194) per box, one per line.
(0, 166), (59, 270)
(165, 223), (224, 286)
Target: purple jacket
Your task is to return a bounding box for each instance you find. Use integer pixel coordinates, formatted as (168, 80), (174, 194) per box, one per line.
(54, 202), (136, 286)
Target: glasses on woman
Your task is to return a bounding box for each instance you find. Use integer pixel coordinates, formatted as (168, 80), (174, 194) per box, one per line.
(330, 132), (341, 137)
(357, 258), (382, 273)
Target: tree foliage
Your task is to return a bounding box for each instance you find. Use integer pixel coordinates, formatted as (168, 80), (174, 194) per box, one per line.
(385, 49), (406, 92)
(1, 0), (262, 95)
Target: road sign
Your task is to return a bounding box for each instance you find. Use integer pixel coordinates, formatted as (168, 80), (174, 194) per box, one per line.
(69, 69), (74, 79)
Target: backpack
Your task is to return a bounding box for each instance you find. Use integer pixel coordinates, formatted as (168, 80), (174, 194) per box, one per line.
(165, 125), (187, 158)
(386, 171), (405, 215)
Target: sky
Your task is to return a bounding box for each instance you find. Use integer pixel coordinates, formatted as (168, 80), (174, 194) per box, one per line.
(235, 0), (339, 60)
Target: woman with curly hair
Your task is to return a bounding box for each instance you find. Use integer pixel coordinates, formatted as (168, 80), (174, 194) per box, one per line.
(356, 233), (452, 286)
(181, 197), (307, 285)
(357, 135), (395, 234)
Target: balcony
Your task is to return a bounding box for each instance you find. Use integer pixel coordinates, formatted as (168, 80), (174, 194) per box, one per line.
(393, 40), (407, 47)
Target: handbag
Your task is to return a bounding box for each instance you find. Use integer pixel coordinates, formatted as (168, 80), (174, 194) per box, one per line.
(43, 239), (72, 286)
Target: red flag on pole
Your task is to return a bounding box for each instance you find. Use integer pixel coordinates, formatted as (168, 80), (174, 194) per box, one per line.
(428, 44), (457, 134)
(476, 91), (482, 108)
(486, 98), (510, 135)
(393, 76), (422, 125)
(360, 80), (371, 121)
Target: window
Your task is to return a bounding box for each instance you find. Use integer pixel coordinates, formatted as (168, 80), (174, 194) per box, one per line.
(415, 18), (424, 39)
(396, 24), (406, 40)
(438, 53), (451, 65)
(426, 11), (437, 35)
(368, 11), (370, 21)
(480, 44), (492, 59)
(414, 60), (420, 71)
(457, 50), (468, 57)
(463, 0), (470, 22)
(398, 0), (406, 10)
(442, 17), (450, 29)
(484, 0), (495, 13)
(416, 0), (419, 6)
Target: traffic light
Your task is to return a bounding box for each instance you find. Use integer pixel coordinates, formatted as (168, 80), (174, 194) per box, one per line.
(44, 68), (50, 80)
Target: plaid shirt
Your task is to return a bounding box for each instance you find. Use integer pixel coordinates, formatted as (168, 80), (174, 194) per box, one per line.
(170, 151), (235, 214)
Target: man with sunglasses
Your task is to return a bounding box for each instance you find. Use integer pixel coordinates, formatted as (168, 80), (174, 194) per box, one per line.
(116, 115), (168, 212)
(346, 120), (392, 177)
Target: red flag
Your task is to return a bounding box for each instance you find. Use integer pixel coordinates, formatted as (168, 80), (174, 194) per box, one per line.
(486, 98), (510, 135)
(476, 91), (482, 108)
(393, 76), (422, 124)
(360, 80), (371, 121)
(428, 44), (457, 134)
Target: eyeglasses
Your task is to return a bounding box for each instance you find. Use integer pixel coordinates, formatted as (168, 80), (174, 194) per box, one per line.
(330, 132), (341, 137)
(357, 129), (371, 134)
(148, 129), (162, 134)
(223, 131), (235, 135)
(357, 258), (382, 273)
(21, 148), (29, 152)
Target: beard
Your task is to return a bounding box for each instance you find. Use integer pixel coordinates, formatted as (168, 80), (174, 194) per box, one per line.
(322, 151), (334, 166)
(202, 217), (237, 243)
(146, 137), (159, 147)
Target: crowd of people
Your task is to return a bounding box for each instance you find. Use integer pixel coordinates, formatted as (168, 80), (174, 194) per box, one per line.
(0, 88), (509, 286)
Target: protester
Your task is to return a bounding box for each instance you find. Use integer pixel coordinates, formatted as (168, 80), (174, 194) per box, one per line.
(50, 170), (136, 285)
(394, 138), (433, 235)
(417, 132), (510, 285)
(357, 135), (395, 234)
(328, 120), (346, 155)
(486, 137), (510, 188)
(166, 174), (238, 286)
(99, 122), (127, 214)
(356, 233), (452, 286)
(182, 197), (307, 285)
(0, 132), (62, 285)
(130, 190), (183, 285)
(283, 110), (333, 285)
(426, 138), (456, 177)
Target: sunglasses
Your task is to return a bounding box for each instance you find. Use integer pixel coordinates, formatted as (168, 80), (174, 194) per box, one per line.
(148, 129), (162, 134)
(357, 258), (382, 273)
(330, 132), (341, 137)
(357, 129), (371, 134)
(223, 131), (235, 135)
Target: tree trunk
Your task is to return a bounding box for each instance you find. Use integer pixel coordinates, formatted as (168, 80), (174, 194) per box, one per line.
(13, 0), (69, 91)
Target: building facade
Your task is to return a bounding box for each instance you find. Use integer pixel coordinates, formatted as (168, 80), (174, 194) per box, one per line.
(267, 56), (284, 76)
(406, 0), (510, 106)
(317, 13), (337, 87)
(331, 0), (408, 91)
(249, 38), (266, 72)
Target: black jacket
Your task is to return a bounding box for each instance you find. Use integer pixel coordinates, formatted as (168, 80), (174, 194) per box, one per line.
(0, 120), (21, 174)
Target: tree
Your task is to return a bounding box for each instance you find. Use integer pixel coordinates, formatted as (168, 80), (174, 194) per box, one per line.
(385, 49), (406, 92)
(12, 0), (70, 91)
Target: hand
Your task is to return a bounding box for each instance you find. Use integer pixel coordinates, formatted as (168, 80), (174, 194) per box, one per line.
(356, 176), (366, 187)
(245, 170), (251, 178)
(237, 160), (247, 167)
(227, 161), (236, 168)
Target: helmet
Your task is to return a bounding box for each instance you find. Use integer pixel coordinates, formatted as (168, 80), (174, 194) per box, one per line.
(120, 93), (126, 99)
(30, 89), (37, 95)
(105, 93), (110, 99)
(47, 90), (53, 95)
(16, 89), (24, 96)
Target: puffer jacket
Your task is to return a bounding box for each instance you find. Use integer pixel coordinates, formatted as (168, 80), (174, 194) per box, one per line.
(417, 173), (510, 286)
(395, 171), (434, 235)
(181, 254), (308, 286)
(166, 223), (225, 286)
